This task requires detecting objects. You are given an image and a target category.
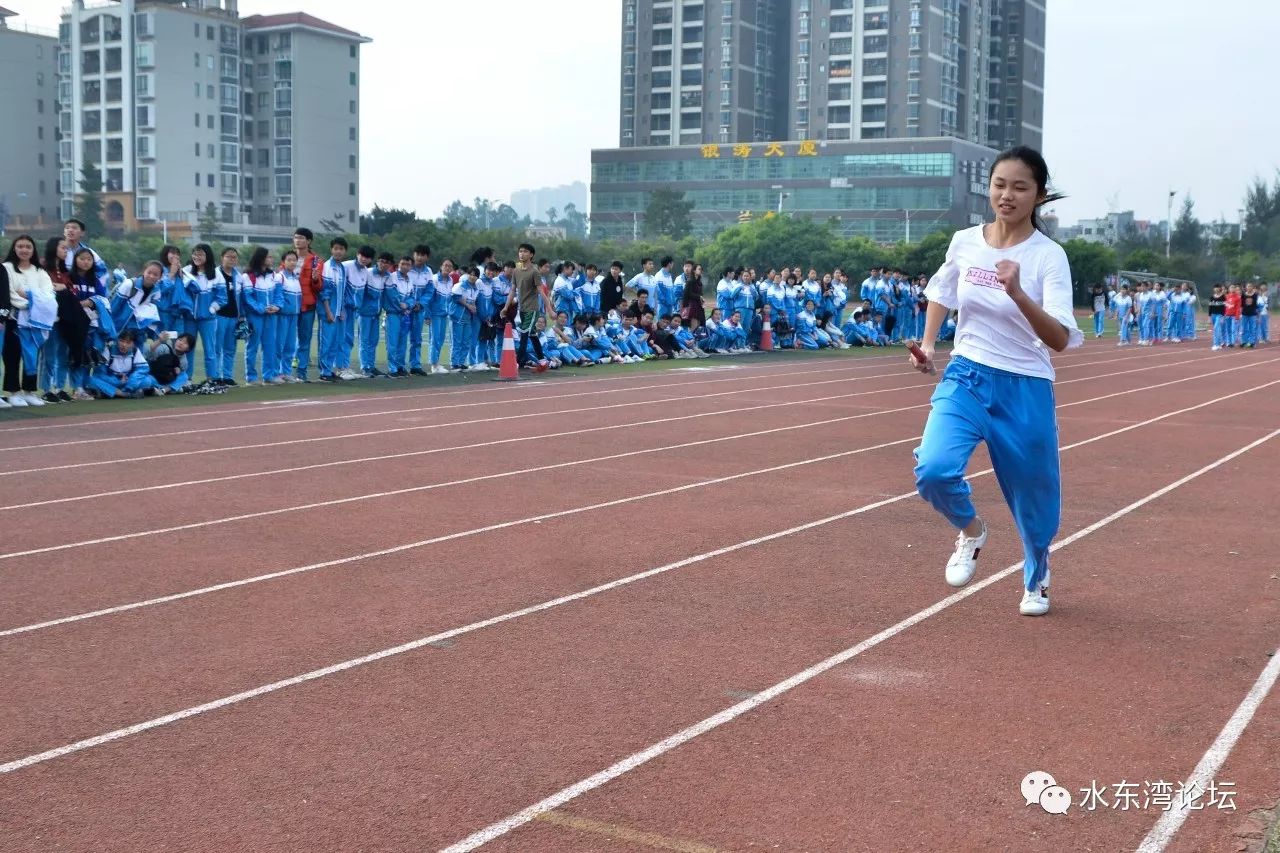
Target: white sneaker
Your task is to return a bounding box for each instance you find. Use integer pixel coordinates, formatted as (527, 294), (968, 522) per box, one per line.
(22, 392), (45, 406)
(6, 394), (28, 407)
(1020, 570), (1050, 616)
(0, 396), (10, 409)
(431, 365), (449, 375)
(945, 521), (987, 587)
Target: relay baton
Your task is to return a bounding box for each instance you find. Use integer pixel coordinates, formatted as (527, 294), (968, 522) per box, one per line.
(907, 340), (936, 375)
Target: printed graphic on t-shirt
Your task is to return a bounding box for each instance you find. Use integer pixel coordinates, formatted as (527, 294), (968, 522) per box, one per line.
(964, 267), (1004, 290)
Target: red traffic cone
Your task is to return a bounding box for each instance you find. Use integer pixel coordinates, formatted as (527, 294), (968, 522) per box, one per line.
(759, 319), (774, 351)
(493, 323), (519, 382)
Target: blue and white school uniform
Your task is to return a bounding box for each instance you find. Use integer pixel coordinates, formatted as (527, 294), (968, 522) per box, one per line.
(88, 343), (151, 398)
(274, 269), (301, 379)
(1259, 293), (1270, 343)
(240, 270), (278, 382)
(383, 271), (414, 374)
(473, 275), (496, 364)
(553, 275), (578, 322)
(1137, 291), (1156, 343)
(213, 267), (240, 381)
(109, 277), (161, 341)
(915, 225), (1083, 594)
(340, 260), (369, 372)
(1092, 289), (1108, 337)
(359, 268), (388, 374)
(450, 275), (479, 369)
(318, 258), (348, 378)
(1112, 293), (1134, 345)
(579, 275), (603, 317)
(407, 265), (433, 370)
(794, 309), (821, 350)
(157, 268), (191, 333)
(425, 269), (450, 369)
(181, 270), (218, 381)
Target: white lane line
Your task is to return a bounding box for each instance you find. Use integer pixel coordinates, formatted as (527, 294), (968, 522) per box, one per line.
(1134, 651), (1280, 853)
(5, 370), (1275, 656)
(0, 342), (1169, 438)
(0, 368), (926, 477)
(0, 355), (889, 435)
(0, 343), (1202, 454)
(439, 429), (1280, 852)
(0, 349), (1240, 480)
(5, 421), (1270, 783)
(0, 384), (924, 512)
(0, 361), (894, 452)
(1, 358), (1269, 564)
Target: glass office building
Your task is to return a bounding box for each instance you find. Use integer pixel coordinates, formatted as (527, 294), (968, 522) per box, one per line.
(590, 135), (998, 242)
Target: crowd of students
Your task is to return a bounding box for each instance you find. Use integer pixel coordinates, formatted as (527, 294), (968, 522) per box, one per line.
(1, 223), (970, 408)
(7, 220), (1269, 410)
(1089, 280), (1272, 349)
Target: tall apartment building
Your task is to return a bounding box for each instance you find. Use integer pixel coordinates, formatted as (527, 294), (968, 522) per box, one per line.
(620, 0), (1043, 151)
(787, 0), (1044, 149)
(56, 0), (367, 238)
(620, 0), (791, 147)
(0, 8), (59, 231)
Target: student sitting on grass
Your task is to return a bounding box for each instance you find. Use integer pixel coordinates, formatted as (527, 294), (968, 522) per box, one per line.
(145, 332), (196, 395)
(88, 329), (152, 399)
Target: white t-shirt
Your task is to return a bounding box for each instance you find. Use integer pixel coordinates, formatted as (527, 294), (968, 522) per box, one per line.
(925, 225), (1082, 380)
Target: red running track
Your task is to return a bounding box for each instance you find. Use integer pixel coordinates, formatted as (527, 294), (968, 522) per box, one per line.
(0, 342), (1276, 853)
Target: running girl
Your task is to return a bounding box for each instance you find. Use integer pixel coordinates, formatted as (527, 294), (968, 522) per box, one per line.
(910, 146), (1082, 617)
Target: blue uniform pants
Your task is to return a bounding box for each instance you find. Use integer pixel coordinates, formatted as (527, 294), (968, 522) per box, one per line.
(914, 356), (1060, 592)
(318, 314), (344, 377)
(215, 315), (238, 381)
(359, 314), (381, 372)
(384, 313), (408, 373)
(245, 313), (276, 382)
(408, 309), (425, 369)
(296, 310), (317, 379)
(429, 313), (449, 367)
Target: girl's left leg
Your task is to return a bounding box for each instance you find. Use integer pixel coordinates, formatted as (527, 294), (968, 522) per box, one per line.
(1094, 310), (1104, 337)
(984, 371), (1060, 600)
(215, 315), (238, 381)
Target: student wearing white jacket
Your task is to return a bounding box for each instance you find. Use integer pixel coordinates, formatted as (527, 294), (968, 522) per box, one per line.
(2, 235), (54, 407)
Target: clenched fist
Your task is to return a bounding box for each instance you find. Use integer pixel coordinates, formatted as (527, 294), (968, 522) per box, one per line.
(995, 260), (1023, 300)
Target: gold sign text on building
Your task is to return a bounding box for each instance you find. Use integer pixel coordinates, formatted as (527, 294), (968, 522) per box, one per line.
(700, 141), (818, 159)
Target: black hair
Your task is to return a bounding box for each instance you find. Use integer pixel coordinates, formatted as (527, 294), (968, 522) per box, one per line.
(188, 243), (216, 279)
(585, 263), (598, 271)
(485, 261), (501, 273)
(536, 257), (550, 267)
(641, 257), (653, 266)
(220, 246), (239, 261)
(330, 237), (348, 250)
(378, 252), (395, 263)
(469, 246), (493, 267)
(177, 333), (197, 348)
(660, 256), (673, 267)
(518, 242), (536, 254)
(399, 255), (414, 264)
(142, 260), (164, 275)
(43, 236), (62, 272)
(294, 227), (314, 242)
(116, 328), (136, 343)
(247, 246), (270, 276)
(64, 217), (87, 231)
(358, 245), (376, 259)
(413, 244), (432, 257)
(990, 145), (1066, 234)
(2, 235), (42, 269)
(159, 244), (182, 267)
(610, 260), (623, 270)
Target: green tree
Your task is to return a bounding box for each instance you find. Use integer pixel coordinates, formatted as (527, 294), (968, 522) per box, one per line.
(74, 164), (106, 238)
(643, 189), (694, 239)
(900, 228), (958, 277)
(1060, 238), (1119, 303)
(1122, 247), (1163, 273)
(360, 205), (418, 236)
(1170, 196), (1203, 257)
(560, 202), (588, 239)
(197, 201), (219, 237)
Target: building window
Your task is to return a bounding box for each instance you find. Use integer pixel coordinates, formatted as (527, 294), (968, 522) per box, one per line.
(207, 174), (215, 188)
(275, 116), (291, 137)
(137, 135), (152, 158)
(276, 174), (292, 195)
(194, 52), (201, 67)
(82, 110), (101, 133)
(258, 149), (269, 167)
(83, 80), (102, 104)
(135, 74), (152, 97)
(207, 144), (215, 159)
(105, 48), (122, 72)
(349, 100), (356, 114)
(106, 108), (122, 132)
(207, 115), (215, 129)
(349, 71), (357, 86)
(206, 25), (215, 41)
(136, 166), (152, 190)
(275, 145), (291, 166)
(136, 196), (154, 221)
(349, 126), (357, 141)
(349, 182), (356, 196)
(274, 88), (292, 110)
(194, 112), (201, 128)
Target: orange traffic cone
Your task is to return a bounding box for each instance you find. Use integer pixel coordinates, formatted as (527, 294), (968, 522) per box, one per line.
(759, 319), (774, 351)
(493, 323), (519, 382)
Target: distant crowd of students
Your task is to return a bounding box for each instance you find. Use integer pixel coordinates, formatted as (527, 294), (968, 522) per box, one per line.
(1089, 280), (1271, 349)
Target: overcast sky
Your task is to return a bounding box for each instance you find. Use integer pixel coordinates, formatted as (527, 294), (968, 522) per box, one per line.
(17, 0), (1279, 226)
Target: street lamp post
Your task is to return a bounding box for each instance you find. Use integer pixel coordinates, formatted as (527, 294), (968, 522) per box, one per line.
(1166, 190), (1175, 258)
(771, 184), (788, 214)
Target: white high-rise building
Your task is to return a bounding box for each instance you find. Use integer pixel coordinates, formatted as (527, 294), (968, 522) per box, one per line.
(0, 8), (59, 231)
(56, 0), (368, 239)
